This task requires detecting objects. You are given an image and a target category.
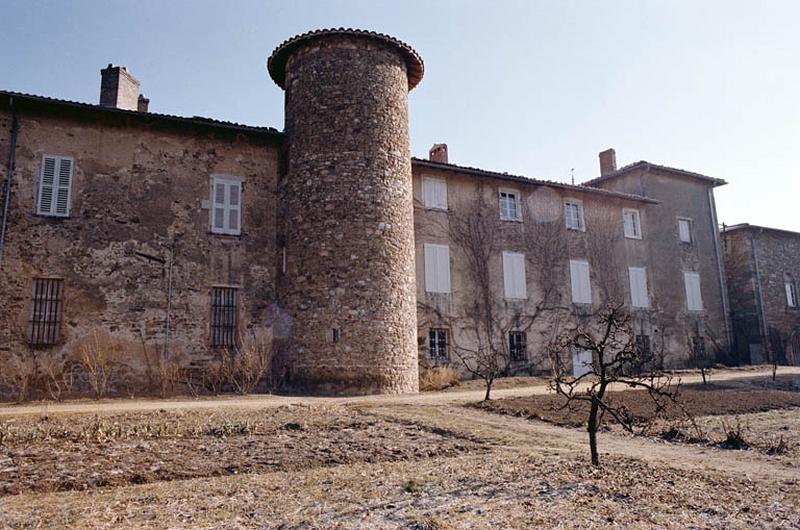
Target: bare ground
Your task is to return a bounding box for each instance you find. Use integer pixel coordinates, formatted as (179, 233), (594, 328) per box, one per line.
(0, 367), (798, 528)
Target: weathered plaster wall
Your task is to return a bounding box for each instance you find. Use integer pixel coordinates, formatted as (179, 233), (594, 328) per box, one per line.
(0, 107), (281, 387)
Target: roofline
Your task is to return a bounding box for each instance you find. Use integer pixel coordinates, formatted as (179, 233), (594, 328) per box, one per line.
(412, 158), (659, 204)
(267, 28), (424, 91)
(721, 223), (800, 238)
(0, 90), (284, 137)
(583, 161), (727, 188)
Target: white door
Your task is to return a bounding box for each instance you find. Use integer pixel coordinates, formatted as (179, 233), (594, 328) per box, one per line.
(572, 350), (593, 377)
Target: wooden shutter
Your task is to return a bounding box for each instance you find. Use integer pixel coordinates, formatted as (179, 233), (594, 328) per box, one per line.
(678, 219), (692, 243)
(628, 267), (649, 308)
(422, 177), (447, 209)
(211, 177), (242, 235)
(38, 156), (73, 216)
(623, 210), (640, 238)
(684, 271), (703, 311)
(786, 282), (797, 307)
(425, 244), (450, 293)
(55, 158), (73, 216)
(437, 245), (451, 292)
(503, 252), (526, 299)
(570, 260), (591, 304)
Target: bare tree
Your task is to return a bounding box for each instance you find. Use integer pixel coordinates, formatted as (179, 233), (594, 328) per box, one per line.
(548, 303), (680, 466)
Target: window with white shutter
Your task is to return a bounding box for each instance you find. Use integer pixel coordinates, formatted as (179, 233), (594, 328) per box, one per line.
(502, 251), (527, 299)
(677, 218), (693, 243)
(623, 209), (642, 239)
(569, 259), (592, 304)
(424, 244), (451, 293)
(210, 176), (243, 235)
(37, 155), (73, 217)
(628, 267), (650, 308)
(683, 271), (703, 311)
(564, 200), (585, 231)
(784, 273), (797, 308)
(421, 176), (447, 210)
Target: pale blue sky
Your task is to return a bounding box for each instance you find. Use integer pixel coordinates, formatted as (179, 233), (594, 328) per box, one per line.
(1, 1), (798, 230)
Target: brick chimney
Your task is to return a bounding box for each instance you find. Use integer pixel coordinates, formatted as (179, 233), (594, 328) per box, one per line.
(137, 94), (150, 113)
(429, 143), (448, 163)
(100, 64), (141, 111)
(599, 148), (617, 175)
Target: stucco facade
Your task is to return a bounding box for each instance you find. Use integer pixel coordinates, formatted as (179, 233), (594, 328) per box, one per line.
(0, 28), (745, 397)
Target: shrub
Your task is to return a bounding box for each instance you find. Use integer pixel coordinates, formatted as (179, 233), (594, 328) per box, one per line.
(1, 353), (36, 403)
(77, 329), (122, 399)
(221, 330), (273, 395)
(766, 436), (790, 455)
(718, 420), (750, 450)
(419, 365), (461, 391)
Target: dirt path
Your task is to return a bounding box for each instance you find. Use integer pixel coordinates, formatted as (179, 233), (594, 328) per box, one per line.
(368, 403), (800, 483)
(1, 366), (798, 418)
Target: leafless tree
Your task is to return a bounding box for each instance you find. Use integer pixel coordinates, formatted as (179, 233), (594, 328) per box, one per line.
(548, 303), (680, 466)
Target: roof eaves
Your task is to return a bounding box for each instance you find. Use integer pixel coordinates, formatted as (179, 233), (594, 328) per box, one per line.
(583, 160), (727, 188)
(412, 158), (659, 204)
(0, 90), (284, 137)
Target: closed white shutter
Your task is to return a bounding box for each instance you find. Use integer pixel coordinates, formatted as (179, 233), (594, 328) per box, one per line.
(786, 282), (797, 307)
(678, 219), (692, 243)
(210, 176), (242, 235)
(424, 244), (450, 293)
(38, 155), (73, 216)
(623, 209), (640, 239)
(683, 271), (703, 311)
(422, 177), (447, 209)
(570, 260), (592, 304)
(503, 251), (527, 299)
(628, 267), (649, 308)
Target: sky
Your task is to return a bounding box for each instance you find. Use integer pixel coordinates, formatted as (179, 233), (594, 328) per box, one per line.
(1, 0), (798, 230)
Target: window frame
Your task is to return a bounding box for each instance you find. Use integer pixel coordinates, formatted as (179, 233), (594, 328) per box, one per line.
(37, 154), (74, 217)
(210, 175), (244, 236)
(509, 331), (527, 362)
(210, 285), (239, 348)
(564, 199), (585, 232)
(784, 273), (797, 308)
(421, 175), (448, 210)
(428, 328), (449, 360)
(677, 217), (693, 244)
(622, 208), (642, 239)
(498, 188), (522, 222)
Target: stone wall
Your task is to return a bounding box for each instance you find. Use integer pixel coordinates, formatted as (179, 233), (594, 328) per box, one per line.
(273, 34), (419, 394)
(0, 103), (281, 393)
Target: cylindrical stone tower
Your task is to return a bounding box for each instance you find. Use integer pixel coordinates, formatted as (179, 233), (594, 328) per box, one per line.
(268, 29), (424, 395)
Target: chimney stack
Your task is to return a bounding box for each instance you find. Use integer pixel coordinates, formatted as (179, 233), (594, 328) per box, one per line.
(100, 64), (141, 111)
(429, 143), (448, 163)
(137, 94), (150, 113)
(599, 148), (617, 175)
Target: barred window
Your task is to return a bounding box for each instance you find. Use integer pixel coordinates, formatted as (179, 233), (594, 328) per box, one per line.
(429, 328), (448, 360)
(211, 287), (238, 347)
(509, 331), (527, 362)
(29, 278), (64, 345)
(692, 336), (706, 358)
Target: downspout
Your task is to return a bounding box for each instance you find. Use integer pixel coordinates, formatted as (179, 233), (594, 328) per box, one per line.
(0, 95), (19, 265)
(708, 188), (732, 346)
(750, 229), (769, 348)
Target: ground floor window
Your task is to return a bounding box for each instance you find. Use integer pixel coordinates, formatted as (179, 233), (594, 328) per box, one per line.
(211, 287), (238, 348)
(634, 335), (652, 359)
(509, 331), (527, 362)
(692, 336), (706, 358)
(29, 277), (64, 346)
(429, 328), (448, 360)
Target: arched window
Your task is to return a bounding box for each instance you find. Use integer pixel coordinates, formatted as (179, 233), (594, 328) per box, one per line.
(784, 273), (797, 308)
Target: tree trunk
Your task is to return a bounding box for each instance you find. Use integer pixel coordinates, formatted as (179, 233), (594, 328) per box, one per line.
(588, 396), (600, 466)
(484, 377), (493, 401)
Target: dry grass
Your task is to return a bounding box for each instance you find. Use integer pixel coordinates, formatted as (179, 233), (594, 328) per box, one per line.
(419, 365), (461, 391)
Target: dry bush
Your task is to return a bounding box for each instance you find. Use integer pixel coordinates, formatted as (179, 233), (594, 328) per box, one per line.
(138, 333), (192, 398)
(419, 365), (461, 391)
(718, 420), (750, 450)
(0, 353), (36, 403)
(220, 330), (273, 395)
(40, 355), (77, 402)
(77, 329), (122, 399)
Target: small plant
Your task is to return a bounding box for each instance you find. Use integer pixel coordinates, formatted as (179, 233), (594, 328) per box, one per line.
(766, 436), (790, 455)
(206, 419), (254, 437)
(77, 328), (122, 399)
(404, 479), (423, 493)
(419, 365), (461, 391)
(220, 330), (273, 395)
(718, 420), (750, 450)
(1, 353), (36, 403)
